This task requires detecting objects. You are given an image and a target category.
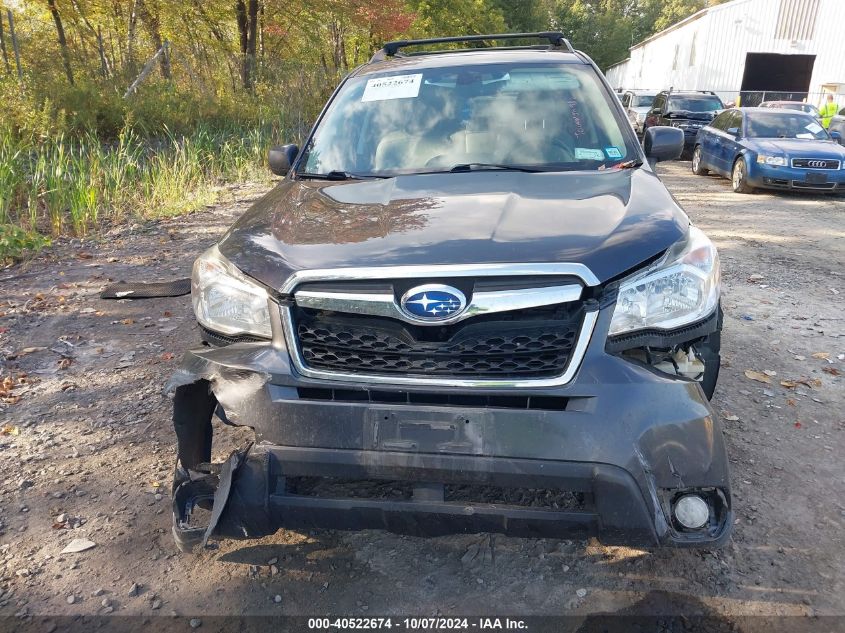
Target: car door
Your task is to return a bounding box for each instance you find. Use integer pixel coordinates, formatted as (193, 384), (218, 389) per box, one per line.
(719, 110), (744, 170)
(831, 107), (845, 145)
(622, 93), (635, 129)
(701, 110), (734, 173)
(645, 94), (665, 130)
(710, 110), (740, 174)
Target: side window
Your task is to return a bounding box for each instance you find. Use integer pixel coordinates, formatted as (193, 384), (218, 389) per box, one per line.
(710, 111), (731, 131)
(729, 111), (743, 133)
(839, 107), (845, 116)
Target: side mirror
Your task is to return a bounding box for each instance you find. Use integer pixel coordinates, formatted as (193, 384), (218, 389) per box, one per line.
(268, 144), (299, 176)
(726, 127), (740, 138)
(643, 126), (684, 162)
(830, 130), (842, 141)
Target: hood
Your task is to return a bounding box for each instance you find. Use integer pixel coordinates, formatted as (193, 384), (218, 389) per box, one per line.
(743, 138), (845, 159)
(218, 169), (689, 291)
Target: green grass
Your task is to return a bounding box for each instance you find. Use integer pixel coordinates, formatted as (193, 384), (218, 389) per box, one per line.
(0, 123), (278, 262)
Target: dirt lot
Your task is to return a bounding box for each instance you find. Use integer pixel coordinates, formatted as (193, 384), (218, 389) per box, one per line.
(1, 163), (843, 630)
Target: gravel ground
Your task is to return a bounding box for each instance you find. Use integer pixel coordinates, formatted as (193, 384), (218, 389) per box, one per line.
(0, 164), (843, 629)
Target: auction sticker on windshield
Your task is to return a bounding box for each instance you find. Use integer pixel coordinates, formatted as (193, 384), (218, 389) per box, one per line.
(362, 74), (423, 102)
(575, 148), (605, 161)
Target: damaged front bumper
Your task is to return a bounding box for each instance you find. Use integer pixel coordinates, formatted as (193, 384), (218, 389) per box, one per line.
(166, 308), (732, 551)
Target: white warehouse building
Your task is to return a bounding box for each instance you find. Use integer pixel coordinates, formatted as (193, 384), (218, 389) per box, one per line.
(605, 0), (845, 107)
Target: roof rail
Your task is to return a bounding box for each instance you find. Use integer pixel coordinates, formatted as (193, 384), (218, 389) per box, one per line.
(370, 32), (574, 62)
(665, 88), (718, 96)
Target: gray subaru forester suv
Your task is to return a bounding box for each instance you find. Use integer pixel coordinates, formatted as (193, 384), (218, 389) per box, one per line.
(169, 33), (731, 551)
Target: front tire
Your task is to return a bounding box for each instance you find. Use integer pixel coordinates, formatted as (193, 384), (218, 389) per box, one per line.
(731, 157), (754, 194)
(691, 145), (708, 175)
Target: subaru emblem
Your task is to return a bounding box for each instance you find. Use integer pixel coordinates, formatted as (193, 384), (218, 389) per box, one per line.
(400, 284), (467, 323)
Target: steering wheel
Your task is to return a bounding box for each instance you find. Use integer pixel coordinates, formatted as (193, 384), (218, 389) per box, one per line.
(424, 154), (449, 168)
(548, 138), (577, 163)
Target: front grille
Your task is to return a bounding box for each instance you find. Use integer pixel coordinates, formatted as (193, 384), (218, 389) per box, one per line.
(791, 158), (841, 169)
(293, 302), (584, 379)
(296, 387), (570, 410)
(285, 477), (586, 511)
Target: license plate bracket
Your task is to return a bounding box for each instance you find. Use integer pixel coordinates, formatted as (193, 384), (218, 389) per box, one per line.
(805, 172), (827, 184)
(366, 407), (489, 455)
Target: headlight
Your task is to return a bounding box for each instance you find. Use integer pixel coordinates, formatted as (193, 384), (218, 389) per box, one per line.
(191, 245), (272, 338)
(756, 155), (786, 166)
(609, 226), (720, 336)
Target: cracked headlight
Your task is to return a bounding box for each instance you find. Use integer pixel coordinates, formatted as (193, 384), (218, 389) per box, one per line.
(191, 245), (272, 338)
(609, 226), (720, 336)
(756, 155), (786, 166)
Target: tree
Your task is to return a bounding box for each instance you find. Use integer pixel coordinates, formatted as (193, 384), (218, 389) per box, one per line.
(406, 0), (507, 38)
(137, 0), (170, 79)
(236, 0), (259, 90)
(47, 0), (74, 84)
(490, 0), (553, 34)
(0, 11), (11, 75)
(551, 0), (637, 69)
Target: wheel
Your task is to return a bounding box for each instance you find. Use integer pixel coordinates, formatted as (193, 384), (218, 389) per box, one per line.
(731, 157), (754, 193)
(691, 145), (708, 175)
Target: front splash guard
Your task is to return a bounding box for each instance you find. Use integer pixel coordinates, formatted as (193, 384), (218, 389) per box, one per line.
(172, 443), (277, 552)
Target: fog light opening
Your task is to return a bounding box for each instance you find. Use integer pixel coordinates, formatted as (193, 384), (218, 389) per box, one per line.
(673, 494), (710, 529)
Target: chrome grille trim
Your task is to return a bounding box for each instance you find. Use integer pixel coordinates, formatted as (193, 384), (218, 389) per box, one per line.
(294, 283), (583, 327)
(279, 262), (600, 294)
(790, 158), (841, 170)
(278, 263), (601, 388)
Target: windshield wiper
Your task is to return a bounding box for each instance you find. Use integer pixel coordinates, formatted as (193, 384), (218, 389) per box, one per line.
(448, 163), (545, 173)
(616, 159), (644, 169)
(298, 170), (385, 181)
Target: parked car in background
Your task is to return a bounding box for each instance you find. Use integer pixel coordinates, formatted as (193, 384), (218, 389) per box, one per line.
(829, 106), (845, 145)
(644, 91), (725, 156)
(691, 107), (845, 193)
(758, 100), (821, 119)
(620, 90), (657, 135)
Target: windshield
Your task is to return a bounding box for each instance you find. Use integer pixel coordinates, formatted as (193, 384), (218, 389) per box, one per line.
(745, 111), (830, 140)
(300, 63), (635, 177)
(667, 96), (723, 112)
(632, 95), (656, 107)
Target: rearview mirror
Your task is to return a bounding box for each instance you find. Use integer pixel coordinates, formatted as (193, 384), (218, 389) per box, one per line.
(268, 144), (299, 176)
(643, 126), (684, 162)
(726, 127), (740, 137)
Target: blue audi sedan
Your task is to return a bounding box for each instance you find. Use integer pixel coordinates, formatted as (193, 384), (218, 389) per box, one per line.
(691, 107), (845, 194)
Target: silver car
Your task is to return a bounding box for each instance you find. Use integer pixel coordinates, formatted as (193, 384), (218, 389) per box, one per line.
(621, 90), (657, 135)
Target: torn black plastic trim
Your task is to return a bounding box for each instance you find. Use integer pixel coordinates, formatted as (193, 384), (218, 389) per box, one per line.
(200, 325), (267, 347)
(172, 443), (277, 552)
(605, 305), (722, 353)
(172, 381), (216, 471)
